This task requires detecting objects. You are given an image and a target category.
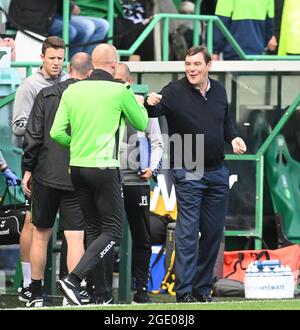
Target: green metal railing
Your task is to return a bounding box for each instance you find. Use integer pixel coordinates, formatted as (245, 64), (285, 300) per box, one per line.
(224, 93), (300, 249)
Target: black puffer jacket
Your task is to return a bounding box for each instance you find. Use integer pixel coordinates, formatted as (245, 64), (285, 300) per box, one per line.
(8, 0), (58, 35)
(23, 79), (77, 190)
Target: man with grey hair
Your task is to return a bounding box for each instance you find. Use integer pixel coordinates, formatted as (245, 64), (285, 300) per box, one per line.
(22, 52), (93, 307)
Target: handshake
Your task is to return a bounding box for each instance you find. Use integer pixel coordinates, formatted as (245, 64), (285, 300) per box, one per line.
(2, 168), (19, 186)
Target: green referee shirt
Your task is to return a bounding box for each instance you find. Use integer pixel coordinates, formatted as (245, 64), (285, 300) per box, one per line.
(50, 79), (148, 168)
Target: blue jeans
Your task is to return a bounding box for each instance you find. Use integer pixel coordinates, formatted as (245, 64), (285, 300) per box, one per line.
(48, 15), (109, 57)
(48, 14), (78, 42)
(70, 16), (109, 55)
(170, 165), (229, 299)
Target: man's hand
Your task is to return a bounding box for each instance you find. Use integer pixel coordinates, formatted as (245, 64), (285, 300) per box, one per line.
(232, 137), (247, 155)
(138, 168), (153, 181)
(2, 168), (19, 186)
(22, 171), (32, 197)
(147, 92), (162, 106)
(267, 36), (278, 52)
(212, 54), (220, 61)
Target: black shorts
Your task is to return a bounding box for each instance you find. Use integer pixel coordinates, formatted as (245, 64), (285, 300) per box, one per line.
(31, 181), (84, 230)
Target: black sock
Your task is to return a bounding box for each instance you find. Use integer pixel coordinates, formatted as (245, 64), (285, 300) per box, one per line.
(31, 279), (42, 298)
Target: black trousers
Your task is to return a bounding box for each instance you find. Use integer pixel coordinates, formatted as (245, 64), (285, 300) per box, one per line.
(124, 184), (151, 289)
(70, 167), (123, 280)
(92, 184), (151, 297)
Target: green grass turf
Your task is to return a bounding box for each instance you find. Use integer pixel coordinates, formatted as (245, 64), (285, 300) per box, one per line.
(28, 299), (300, 310)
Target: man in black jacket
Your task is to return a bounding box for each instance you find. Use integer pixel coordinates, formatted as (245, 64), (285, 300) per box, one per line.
(146, 46), (246, 303)
(22, 52), (93, 307)
(9, 0), (58, 36)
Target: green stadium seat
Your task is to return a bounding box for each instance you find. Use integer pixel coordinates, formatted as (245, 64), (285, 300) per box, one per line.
(266, 134), (300, 243)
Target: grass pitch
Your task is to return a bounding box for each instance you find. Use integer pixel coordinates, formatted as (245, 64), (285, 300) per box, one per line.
(33, 298), (300, 310)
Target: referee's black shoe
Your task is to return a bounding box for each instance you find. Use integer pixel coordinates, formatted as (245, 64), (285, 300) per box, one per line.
(57, 276), (82, 306)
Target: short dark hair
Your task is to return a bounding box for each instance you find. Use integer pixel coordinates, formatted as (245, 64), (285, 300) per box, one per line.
(185, 46), (211, 64)
(42, 36), (66, 55)
(70, 53), (93, 75)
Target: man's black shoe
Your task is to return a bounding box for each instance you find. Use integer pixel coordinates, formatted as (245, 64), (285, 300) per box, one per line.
(94, 296), (114, 305)
(25, 296), (43, 308)
(133, 289), (152, 304)
(196, 294), (215, 303)
(176, 293), (198, 303)
(56, 276), (82, 306)
(18, 285), (32, 302)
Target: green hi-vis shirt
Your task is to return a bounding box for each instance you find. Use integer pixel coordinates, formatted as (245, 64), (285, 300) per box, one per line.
(278, 0), (300, 55)
(50, 80), (148, 168)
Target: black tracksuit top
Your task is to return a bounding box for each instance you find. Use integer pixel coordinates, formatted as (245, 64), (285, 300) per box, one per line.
(146, 77), (238, 169)
(22, 79), (77, 191)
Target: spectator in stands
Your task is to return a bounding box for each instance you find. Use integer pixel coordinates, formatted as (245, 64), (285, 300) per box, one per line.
(201, 0), (217, 15)
(8, 0), (109, 58)
(51, 44), (148, 306)
(0, 37), (16, 60)
(278, 0), (300, 56)
(76, 0), (155, 61)
(8, 0), (57, 37)
(266, 0), (284, 55)
(51, 1), (109, 57)
(74, 0), (124, 20)
(178, 1), (201, 51)
(22, 52), (93, 308)
(91, 63), (163, 304)
(213, 0), (275, 60)
(174, 0), (218, 55)
(0, 150), (18, 186)
(12, 36), (67, 304)
(146, 46), (246, 302)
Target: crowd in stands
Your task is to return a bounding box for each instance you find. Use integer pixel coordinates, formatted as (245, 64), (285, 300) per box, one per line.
(0, 0), (299, 61)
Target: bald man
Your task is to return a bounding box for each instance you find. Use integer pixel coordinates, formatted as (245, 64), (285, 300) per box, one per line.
(22, 52), (93, 308)
(51, 44), (149, 305)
